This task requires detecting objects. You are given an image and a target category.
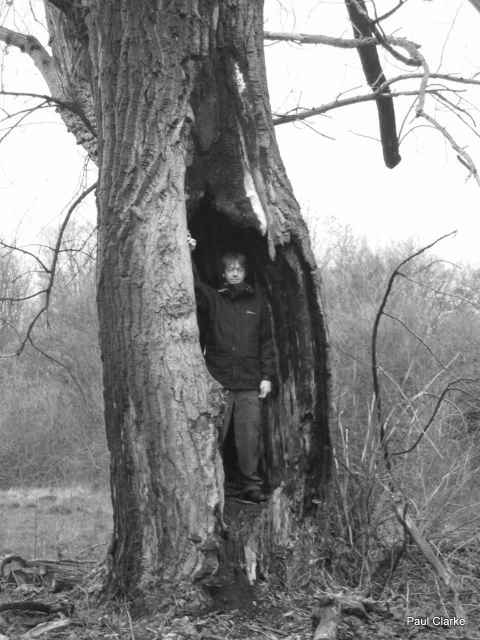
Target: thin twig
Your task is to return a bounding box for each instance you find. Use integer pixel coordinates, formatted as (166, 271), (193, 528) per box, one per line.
(371, 231), (457, 449)
(374, 0), (408, 24)
(0, 90), (96, 137)
(382, 312), (447, 369)
(0, 101), (50, 125)
(2, 182), (97, 357)
(0, 288), (47, 303)
(421, 112), (480, 186)
(0, 100), (48, 145)
(400, 274), (480, 311)
(273, 88), (443, 125)
(27, 336), (88, 404)
(0, 241), (50, 273)
(391, 378), (480, 456)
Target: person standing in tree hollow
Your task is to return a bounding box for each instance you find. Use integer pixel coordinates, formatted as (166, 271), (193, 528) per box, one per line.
(189, 236), (274, 503)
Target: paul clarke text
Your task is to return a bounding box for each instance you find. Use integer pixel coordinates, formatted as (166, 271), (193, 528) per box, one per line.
(406, 616), (465, 627)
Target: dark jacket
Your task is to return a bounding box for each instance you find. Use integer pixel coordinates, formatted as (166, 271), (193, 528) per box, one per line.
(194, 275), (275, 390)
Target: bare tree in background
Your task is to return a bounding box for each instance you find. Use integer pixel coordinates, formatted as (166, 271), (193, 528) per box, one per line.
(0, 251), (28, 350)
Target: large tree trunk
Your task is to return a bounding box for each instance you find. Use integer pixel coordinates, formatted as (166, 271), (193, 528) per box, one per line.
(44, 0), (330, 600)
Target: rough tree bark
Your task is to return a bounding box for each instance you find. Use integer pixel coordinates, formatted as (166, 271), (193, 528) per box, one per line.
(38, 0), (330, 600)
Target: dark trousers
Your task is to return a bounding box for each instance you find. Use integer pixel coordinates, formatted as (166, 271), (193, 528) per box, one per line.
(220, 389), (262, 491)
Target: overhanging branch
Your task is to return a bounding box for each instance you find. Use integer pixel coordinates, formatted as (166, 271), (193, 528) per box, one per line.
(0, 26), (58, 89)
(266, 16), (477, 175)
(0, 90), (96, 137)
(273, 88), (444, 126)
(345, 0), (400, 168)
(263, 30), (378, 48)
(0, 25), (97, 158)
(263, 30), (422, 62)
(273, 72), (480, 126)
(264, 24), (428, 170)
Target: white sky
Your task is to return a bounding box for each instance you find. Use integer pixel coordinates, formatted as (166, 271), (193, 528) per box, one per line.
(264, 0), (480, 265)
(1, 0), (480, 264)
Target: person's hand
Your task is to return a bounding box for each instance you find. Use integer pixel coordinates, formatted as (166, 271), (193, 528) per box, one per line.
(259, 379), (272, 399)
(187, 232), (197, 252)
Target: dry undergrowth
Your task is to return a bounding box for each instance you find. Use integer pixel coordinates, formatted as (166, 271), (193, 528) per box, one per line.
(2, 552), (480, 640)
(1, 488), (480, 639)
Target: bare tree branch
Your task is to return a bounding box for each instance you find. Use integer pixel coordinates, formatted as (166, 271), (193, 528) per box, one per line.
(400, 274), (480, 312)
(264, 30), (421, 65)
(0, 102), (50, 125)
(385, 72), (480, 90)
(432, 93), (479, 138)
(27, 336), (88, 404)
(345, 0), (400, 168)
(273, 69), (480, 125)
(0, 90), (96, 137)
(0, 101), (47, 143)
(0, 26), (97, 156)
(273, 88), (448, 125)
(373, 0), (408, 24)
(371, 231), (457, 449)
(391, 378), (480, 456)
(0, 288), (47, 304)
(389, 489), (463, 606)
(382, 311), (447, 369)
(0, 182), (97, 357)
(0, 241), (50, 273)
(266, 24), (480, 180)
(263, 30), (378, 48)
(421, 112), (480, 187)
(367, 230), (470, 614)
(0, 26), (57, 87)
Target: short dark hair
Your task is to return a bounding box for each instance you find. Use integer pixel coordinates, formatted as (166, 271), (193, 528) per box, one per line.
(221, 252), (247, 269)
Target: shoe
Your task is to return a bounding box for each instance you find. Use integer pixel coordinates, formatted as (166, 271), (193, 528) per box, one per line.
(236, 488), (268, 504)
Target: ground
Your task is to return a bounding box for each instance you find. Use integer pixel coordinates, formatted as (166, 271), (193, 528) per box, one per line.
(0, 486), (111, 560)
(1, 487), (480, 639)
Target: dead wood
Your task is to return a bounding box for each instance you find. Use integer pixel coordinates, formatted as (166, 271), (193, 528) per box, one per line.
(1, 555), (93, 592)
(369, 236), (466, 619)
(0, 600), (73, 640)
(0, 602), (72, 616)
(390, 494), (465, 619)
(312, 600), (340, 640)
(20, 617), (71, 639)
(311, 593), (378, 640)
(344, 0), (400, 168)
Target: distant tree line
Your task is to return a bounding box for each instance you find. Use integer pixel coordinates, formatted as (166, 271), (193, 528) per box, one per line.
(0, 224), (106, 488)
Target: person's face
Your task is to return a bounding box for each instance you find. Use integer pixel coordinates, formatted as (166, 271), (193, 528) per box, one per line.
(223, 259), (246, 285)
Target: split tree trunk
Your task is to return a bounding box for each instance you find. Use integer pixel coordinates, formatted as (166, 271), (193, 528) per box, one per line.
(43, 0), (330, 599)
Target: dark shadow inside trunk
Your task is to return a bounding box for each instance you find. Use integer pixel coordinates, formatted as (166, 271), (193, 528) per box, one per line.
(188, 193), (268, 290)
(188, 195), (331, 508)
(188, 195), (274, 493)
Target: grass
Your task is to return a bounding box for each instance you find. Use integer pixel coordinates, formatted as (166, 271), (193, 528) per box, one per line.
(1, 485), (480, 639)
(0, 485), (112, 561)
